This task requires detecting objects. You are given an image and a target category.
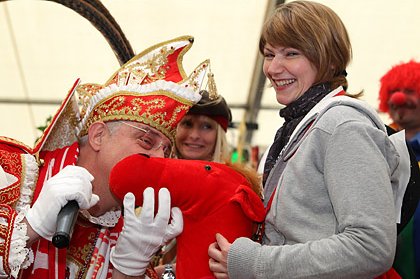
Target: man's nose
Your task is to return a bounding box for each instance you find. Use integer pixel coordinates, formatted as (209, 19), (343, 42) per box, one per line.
(147, 147), (166, 158)
(389, 91), (407, 107)
(389, 91), (416, 109)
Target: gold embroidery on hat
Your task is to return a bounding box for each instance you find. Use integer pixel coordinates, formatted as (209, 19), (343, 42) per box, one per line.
(184, 62), (208, 92)
(77, 46), (182, 135)
(110, 45), (177, 88)
(78, 91), (192, 140)
(207, 72), (218, 100)
(41, 97), (80, 152)
(77, 84), (104, 121)
(104, 35), (193, 86)
(76, 36), (203, 140)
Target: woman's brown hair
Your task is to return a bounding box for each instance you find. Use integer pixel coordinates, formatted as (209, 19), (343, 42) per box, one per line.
(259, 1), (352, 90)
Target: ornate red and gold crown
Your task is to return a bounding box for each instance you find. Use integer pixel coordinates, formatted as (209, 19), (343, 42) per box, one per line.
(34, 36), (208, 153)
(76, 35), (208, 141)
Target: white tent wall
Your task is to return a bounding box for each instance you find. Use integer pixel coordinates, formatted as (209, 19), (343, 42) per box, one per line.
(1, 0), (420, 155)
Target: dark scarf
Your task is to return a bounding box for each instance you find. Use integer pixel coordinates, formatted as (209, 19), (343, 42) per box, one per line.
(262, 83), (332, 186)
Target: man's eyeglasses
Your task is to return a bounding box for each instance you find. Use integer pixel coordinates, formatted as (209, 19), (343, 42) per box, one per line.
(120, 121), (172, 158)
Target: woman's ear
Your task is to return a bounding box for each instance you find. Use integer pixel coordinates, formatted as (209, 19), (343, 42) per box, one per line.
(87, 122), (108, 151)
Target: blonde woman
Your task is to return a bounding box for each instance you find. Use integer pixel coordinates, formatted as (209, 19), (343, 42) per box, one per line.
(175, 90), (231, 163)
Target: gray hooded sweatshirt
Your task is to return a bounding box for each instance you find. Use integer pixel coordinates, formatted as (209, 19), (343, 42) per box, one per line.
(227, 87), (407, 279)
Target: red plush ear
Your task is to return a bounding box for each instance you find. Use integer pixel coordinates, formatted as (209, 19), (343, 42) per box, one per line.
(230, 185), (265, 222)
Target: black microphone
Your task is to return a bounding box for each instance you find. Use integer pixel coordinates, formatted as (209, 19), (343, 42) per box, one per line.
(52, 200), (79, 248)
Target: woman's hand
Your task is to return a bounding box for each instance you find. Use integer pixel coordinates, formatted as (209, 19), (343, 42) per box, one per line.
(208, 233), (232, 279)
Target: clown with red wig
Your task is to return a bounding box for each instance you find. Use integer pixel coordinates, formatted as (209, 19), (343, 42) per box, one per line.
(379, 60), (420, 161)
(379, 60), (420, 279)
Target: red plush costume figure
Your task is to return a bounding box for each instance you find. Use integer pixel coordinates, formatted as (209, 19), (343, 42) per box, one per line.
(109, 154), (266, 279)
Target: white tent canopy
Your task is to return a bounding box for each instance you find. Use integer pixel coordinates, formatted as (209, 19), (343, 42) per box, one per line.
(1, 0), (420, 155)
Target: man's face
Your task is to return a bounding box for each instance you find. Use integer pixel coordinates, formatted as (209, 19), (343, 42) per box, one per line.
(388, 89), (420, 133)
(88, 121), (171, 216)
(102, 120), (171, 171)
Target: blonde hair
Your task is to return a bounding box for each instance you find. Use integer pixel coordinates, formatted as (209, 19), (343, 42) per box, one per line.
(212, 125), (230, 163)
(259, 1), (352, 90)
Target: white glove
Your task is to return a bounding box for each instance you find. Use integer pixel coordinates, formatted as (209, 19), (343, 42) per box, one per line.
(110, 188), (183, 276)
(25, 165), (99, 240)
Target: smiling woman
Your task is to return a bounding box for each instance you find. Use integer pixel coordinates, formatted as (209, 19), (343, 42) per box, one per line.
(175, 89), (232, 163)
(262, 44), (318, 106)
(207, 1), (410, 278)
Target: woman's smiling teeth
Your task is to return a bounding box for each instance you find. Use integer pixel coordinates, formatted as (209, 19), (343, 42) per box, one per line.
(274, 79), (296, 87)
(185, 143), (202, 148)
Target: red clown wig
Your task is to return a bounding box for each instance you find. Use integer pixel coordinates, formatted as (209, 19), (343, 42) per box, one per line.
(379, 60), (420, 112)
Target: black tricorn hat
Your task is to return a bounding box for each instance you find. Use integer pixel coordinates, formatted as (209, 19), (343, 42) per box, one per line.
(188, 90), (232, 131)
